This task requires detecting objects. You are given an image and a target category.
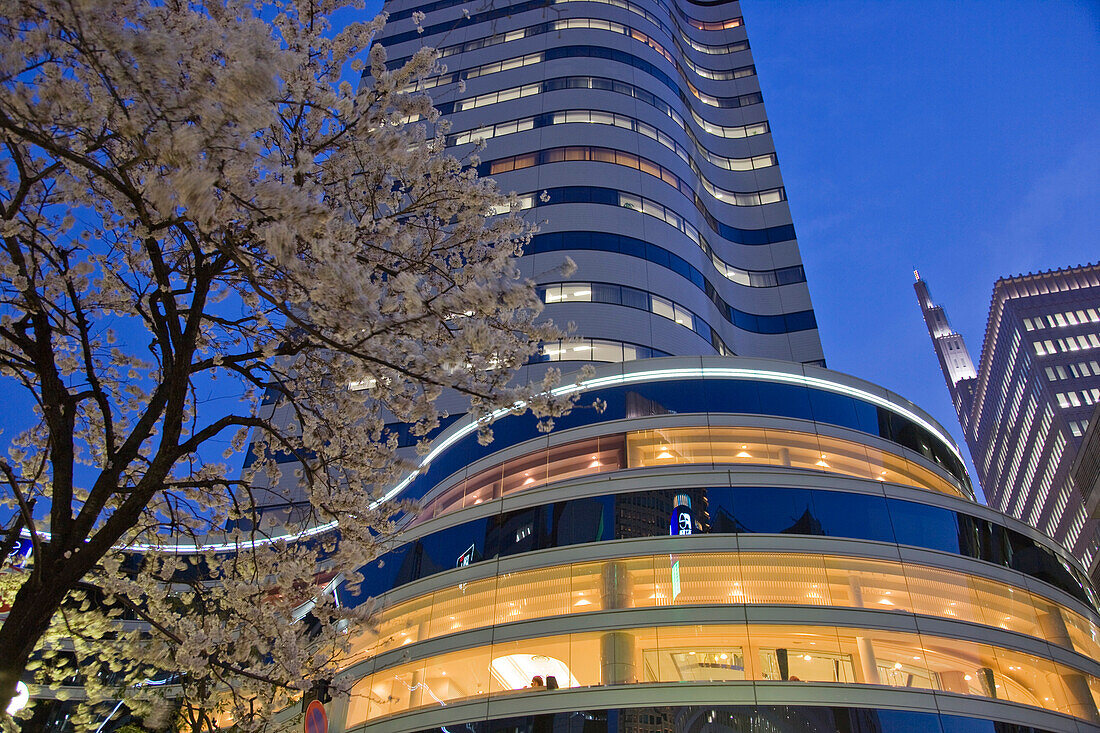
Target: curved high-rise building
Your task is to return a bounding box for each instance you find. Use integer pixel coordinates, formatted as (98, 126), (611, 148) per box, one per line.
(378, 0), (823, 370)
(315, 5), (1100, 733)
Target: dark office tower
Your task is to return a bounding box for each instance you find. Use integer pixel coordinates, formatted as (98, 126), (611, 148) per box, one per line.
(376, 0), (823, 367)
(916, 266), (1100, 587)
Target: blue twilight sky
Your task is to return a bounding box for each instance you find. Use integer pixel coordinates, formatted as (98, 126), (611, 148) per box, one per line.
(740, 0), (1099, 497)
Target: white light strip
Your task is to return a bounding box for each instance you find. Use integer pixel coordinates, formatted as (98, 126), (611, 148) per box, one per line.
(24, 366), (963, 554)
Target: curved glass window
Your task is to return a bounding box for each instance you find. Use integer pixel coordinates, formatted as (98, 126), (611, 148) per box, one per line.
(395, 707), (1070, 733)
(394, 378), (969, 507)
(483, 144), (783, 207)
(687, 16), (742, 31)
(527, 190), (802, 287)
(527, 232), (813, 334)
(345, 622), (1100, 725)
(537, 282), (733, 353)
(450, 110), (774, 177)
(517, 186), (798, 259)
(348, 486), (1092, 607)
(413, 425), (965, 527)
(350, 552), (1100, 664)
(534, 337), (677, 363)
(386, 0), (749, 62)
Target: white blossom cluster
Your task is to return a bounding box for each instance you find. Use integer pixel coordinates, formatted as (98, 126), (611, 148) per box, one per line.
(0, 0), (580, 729)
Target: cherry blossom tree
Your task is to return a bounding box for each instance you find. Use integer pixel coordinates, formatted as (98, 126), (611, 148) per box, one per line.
(0, 0), (574, 728)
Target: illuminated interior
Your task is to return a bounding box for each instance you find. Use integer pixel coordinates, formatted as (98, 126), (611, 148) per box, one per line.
(413, 426), (965, 526)
(348, 552), (1100, 664)
(345, 622), (1100, 726)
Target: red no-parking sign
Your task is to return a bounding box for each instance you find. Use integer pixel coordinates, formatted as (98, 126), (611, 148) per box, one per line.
(304, 700), (328, 733)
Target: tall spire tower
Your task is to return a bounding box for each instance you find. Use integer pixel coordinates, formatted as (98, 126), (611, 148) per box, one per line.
(914, 270), (978, 421)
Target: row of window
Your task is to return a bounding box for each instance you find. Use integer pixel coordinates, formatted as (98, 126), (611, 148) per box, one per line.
(404, 19), (753, 107)
(1024, 308), (1100, 331)
(397, 377), (970, 507)
(442, 73), (770, 167)
(350, 486), (1091, 607)
(483, 145), (783, 208)
(1070, 419), (1091, 438)
(559, 18), (756, 83)
(556, 0), (746, 56)
(516, 186), (804, 282)
(1056, 388), (1100, 409)
(403, 706), (1070, 733)
(449, 108), (774, 175)
(1033, 332), (1100, 355)
(354, 551), (1099, 666)
(381, 0), (750, 67)
(538, 282), (732, 353)
(410, 425), (965, 530)
(688, 16), (741, 31)
(386, 0), (750, 59)
(526, 231), (815, 334)
(446, 44), (763, 118)
(534, 338), (674, 364)
(345, 621), (1100, 726)
(1044, 360), (1100, 382)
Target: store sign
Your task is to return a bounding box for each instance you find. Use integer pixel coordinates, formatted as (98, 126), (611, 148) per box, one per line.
(671, 504), (693, 536)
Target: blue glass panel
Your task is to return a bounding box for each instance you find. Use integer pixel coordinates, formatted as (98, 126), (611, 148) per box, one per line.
(939, 717), (999, 733)
(416, 517), (493, 578)
(855, 710), (943, 733)
(619, 235), (646, 259)
(784, 310), (817, 332)
(731, 487), (818, 534)
(754, 382), (814, 420)
(702, 487), (737, 533)
(346, 542), (414, 607)
(705, 380), (762, 415)
(808, 389), (861, 431)
(646, 242), (670, 268)
(811, 490), (895, 543)
(887, 499), (961, 554)
(566, 495), (615, 544)
(668, 253), (691, 280)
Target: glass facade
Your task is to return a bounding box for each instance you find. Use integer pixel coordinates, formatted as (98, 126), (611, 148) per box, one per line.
(349, 485), (1092, 606)
(390, 374), (973, 511)
(399, 707), (1078, 733)
(351, 553), (1100, 663)
(313, 0), (1100, 728)
(345, 624), (1098, 726)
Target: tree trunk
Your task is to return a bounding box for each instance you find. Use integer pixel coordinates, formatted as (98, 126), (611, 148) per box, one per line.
(0, 563), (70, 716)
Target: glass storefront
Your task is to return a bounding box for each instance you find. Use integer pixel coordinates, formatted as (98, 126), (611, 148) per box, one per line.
(347, 553), (1100, 664)
(413, 426), (964, 527)
(399, 705), (1072, 733)
(392, 376), (972, 510)
(344, 623), (1100, 726)
(346, 487), (1093, 608)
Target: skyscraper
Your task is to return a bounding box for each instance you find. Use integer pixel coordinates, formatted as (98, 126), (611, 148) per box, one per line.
(382, 0), (824, 370)
(308, 3), (1100, 732)
(916, 266), (1100, 588)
